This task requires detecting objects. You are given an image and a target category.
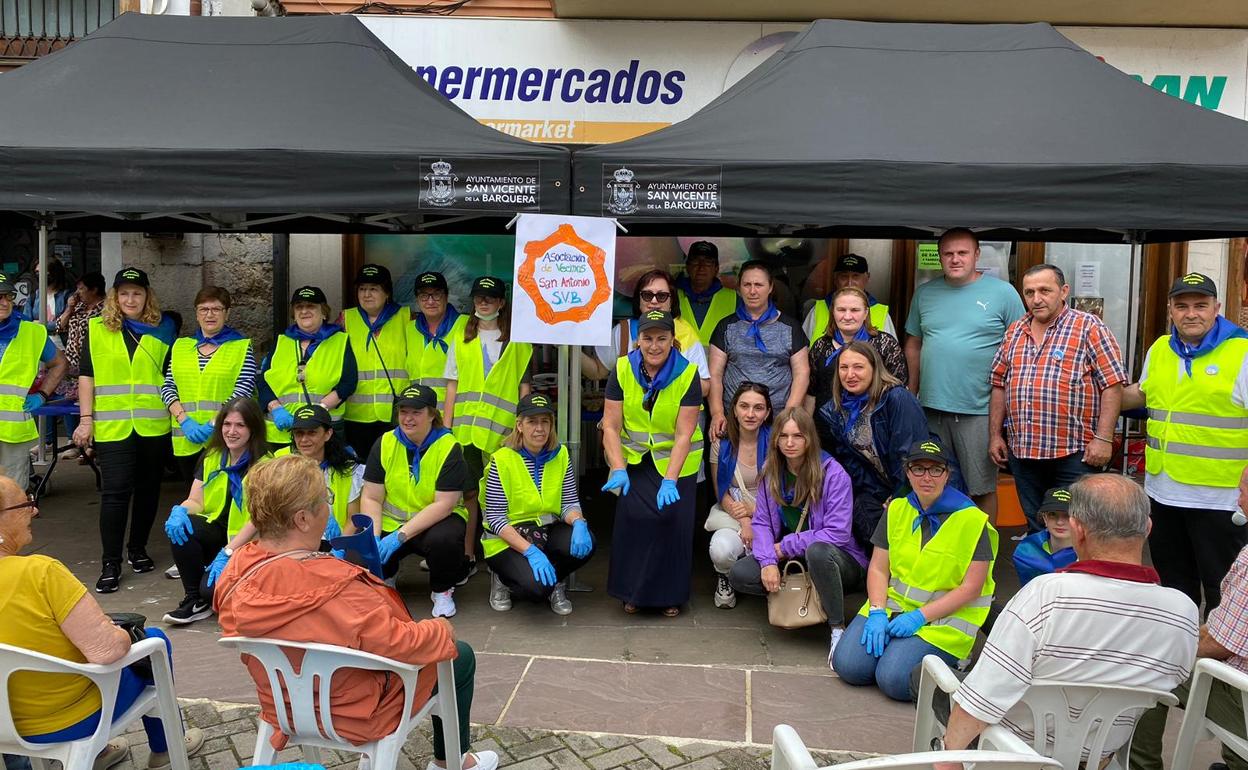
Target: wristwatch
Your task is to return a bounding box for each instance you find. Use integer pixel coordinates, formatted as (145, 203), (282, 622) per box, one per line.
(223, 547), (234, 557)
(394, 530), (408, 544)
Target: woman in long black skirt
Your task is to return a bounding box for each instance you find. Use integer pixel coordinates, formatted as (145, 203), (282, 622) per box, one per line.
(601, 310), (704, 616)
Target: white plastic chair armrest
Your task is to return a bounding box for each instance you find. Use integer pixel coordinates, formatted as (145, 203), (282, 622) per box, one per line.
(830, 750), (1061, 769)
(770, 725), (818, 770)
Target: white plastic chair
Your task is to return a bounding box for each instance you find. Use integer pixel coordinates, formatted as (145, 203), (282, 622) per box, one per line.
(770, 724), (1060, 770)
(219, 637), (462, 770)
(1171, 658), (1248, 770)
(913, 654), (1178, 770)
(0, 637), (190, 770)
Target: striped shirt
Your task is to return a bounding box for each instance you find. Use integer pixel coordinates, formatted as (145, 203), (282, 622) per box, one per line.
(1207, 544), (1248, 674)
(160, 345), (258, 406)
(482, 453), (581, 535)
(953, 567), (1198, 760)
(989, 306), (1126, 459)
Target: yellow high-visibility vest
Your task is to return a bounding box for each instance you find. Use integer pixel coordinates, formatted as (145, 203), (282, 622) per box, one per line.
(88, 318), (171, 442)
(450, 336), (533, 455)
(480, 445), (567, 558)
(809, 301), (891, 346)
(200, 448), (272, 538)
(614, 354), (704, 478)
(406, 313), (468, 415)
(0, 321), (48, 443)
(168, 337), (250, 456)
(378, 428), (468, 533)
(344, 307), (411, 424)
(677, 286), (737, 346)
(263, 332), (349, 443)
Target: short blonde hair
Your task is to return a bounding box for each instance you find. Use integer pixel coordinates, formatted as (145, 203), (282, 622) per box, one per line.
(244, 454), (325, 539)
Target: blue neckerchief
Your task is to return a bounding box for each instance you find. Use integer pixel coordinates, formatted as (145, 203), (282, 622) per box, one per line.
(207, 450), (251, 511)
(0, 314), (21, 344)
(1014, 530), (1077, 585)
(627, 347), (689, 404)
(908, 485), (975, 536)
(414, 306), (461, 353)
(735, 300), (779, 353)
(393, 426), (450, 482)
(357, 301), (402, 352)
(194, 325), (245, 346)
(840, 391), (870, 429)
(284, 322), (342, 360)
(676, 275), (723, 305)
(716, 425), (770, 501)
(519, 444), (561, 489)
(1168, 317), (1248, 377)
(824, 325), (872, 367)
(123, 314), (176, 346)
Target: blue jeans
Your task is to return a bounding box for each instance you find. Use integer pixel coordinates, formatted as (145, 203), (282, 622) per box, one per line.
(831, 614), (958, 701)
(22, 628), (172, 753)
(1008, 451), (1099, 533)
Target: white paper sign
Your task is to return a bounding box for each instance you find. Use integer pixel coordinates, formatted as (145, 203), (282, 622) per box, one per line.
(1075, 262), (1101, 297)
(511, 213), (616, 346)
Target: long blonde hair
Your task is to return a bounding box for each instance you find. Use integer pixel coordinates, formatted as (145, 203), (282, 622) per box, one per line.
(763, 407), (824, 509)
(823, 287), (878, 339)
(101, 286), (162, 331)
(829, 341), (900, 416)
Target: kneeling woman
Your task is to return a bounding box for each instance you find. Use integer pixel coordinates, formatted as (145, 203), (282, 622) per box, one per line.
(361, 384), (470, 618)
(482, 393), (594, 615)
(728, 407), (866, 663)
(831, 438), (997, 702)
(163, 397), (270, 625)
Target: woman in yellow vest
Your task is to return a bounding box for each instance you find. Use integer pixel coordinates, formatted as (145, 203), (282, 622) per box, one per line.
(361, 383), (472, 618)
(830, 438), (997, 701)
(601, 310), (704, 616)
(162, 286), (256, 475)
(443, 276), (533, 567)
(162, 397), (270, 626)
(259, 285), (356, 449)
(482, 393), (594, 616)
(72, 267), (177, 594)
(675, 241), (738, 347)
(283, 403), (365, 533)
(344, 264), (412, 459)
(407, 270), (467, 415)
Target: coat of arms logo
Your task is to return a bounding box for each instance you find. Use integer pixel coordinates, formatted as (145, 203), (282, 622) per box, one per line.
(425, 160), (458, 207)
(605, 167), (638, 215)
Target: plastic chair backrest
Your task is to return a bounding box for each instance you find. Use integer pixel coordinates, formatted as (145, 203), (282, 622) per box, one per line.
(1171, 658), (1248, 770)
(775, 723), (1061, 770)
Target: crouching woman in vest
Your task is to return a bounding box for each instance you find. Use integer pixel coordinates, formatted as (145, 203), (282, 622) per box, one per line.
(482, 393), (594, 615)
(162, 397), (270, 625)
(362, 384), (472, 618)
(601, 310), (704, 617)
(831, 438), (997, 702)
(280, 403), (365, 533)
(73, 267), (177, 595)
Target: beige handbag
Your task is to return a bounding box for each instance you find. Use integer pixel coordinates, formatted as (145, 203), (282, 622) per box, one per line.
(766, 508), (827, 629)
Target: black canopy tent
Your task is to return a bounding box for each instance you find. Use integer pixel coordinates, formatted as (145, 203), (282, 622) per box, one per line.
(572, 19), (1248, 244)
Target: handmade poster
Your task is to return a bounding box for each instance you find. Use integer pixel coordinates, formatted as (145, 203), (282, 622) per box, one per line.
(511, 213), (616, 345)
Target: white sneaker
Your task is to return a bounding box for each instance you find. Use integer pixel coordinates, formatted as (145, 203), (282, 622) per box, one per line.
(431, 589), (457, 618)
(713, 573), (737, 609)
(489, 571), (512, 611)
(548, 582), (572, 615)
(827, 627), (845, 668)
(426, 751), (500, 770)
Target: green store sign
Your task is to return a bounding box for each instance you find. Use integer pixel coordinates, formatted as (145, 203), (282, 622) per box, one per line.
(1133, 74), (1228, 110)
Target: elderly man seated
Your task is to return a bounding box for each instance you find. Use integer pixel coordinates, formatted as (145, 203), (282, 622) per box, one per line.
(931, 475), (1199, 767)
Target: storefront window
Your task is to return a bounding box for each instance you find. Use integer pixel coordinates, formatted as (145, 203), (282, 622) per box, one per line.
(1043, 243), (1137, 353)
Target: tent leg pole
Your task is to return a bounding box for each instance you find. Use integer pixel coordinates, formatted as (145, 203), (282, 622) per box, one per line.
(565, 346), (591, 593)
(37, 220), (50, 468)
(1122, 240), (1142, 478)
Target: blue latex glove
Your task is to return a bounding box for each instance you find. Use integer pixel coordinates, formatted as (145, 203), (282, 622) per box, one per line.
(860, 609), (890, 658)
(271, 406), (295, 431)
(23, 393), (45, 413)
(601, 468), (631, 496)
(164, 505), (193, 546)
(569, 519), (593, 559)
(377, 531), (403, 565)
(206, 549), (231, 587)
(322, 515), (342, 542)
(656, 478), (680, 509)
(523, 544), (557, 586)
(179, 415), (210, 444)
(192, 420), (215, 443)
(887, 608), (928, 638)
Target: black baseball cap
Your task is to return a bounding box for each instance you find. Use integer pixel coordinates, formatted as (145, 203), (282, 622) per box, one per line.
(354, 264), (393, 295)
(517, 393), (556, 418)
(637, 309), (675, 333)
(904, 438), (951, 466)
(686, 241), (719, 262)
(1038, 486), (1072, 515)
(1168, 272), (1218, 299)
(395, 384), (437, 411)
(835, 254), (869, 274)
(291, 285), (328, 305)
(470, 276), (506, 299)
(290, 404), (332, 430)
(415, 271), (449, 294)
(113, 267), (150, 289)
(0, 273), (17, 296)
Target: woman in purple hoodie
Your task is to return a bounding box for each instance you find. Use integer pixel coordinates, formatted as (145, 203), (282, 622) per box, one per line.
(727, 406), (867, 667)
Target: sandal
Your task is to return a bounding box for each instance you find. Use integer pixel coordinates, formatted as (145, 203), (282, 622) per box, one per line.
(663, 606), (681, 617)
(623, 602), (639, 614)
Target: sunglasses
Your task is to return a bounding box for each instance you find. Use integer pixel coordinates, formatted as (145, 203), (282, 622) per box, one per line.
(738, 381), (773, 398)
(639, 290), (672, 303)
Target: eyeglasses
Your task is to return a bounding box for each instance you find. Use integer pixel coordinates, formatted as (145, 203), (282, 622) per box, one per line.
(196, 306), (226, 315)
(0, 494), (37, 513)
(906, 464), (948, 478)
(639, 291), (672, 303)
(417, 292), (444, 302)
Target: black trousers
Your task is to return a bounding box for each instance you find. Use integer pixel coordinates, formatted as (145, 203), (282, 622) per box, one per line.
(484, 522), (595, 602)
(344, 420), (391, 463)
(1149, 498), (1248, 615)
(96, 432), (169, 563)
(381, 515), (470, 591)
(169, 514), (228, 603)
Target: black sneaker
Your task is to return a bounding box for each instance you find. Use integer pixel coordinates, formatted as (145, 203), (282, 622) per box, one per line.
(127, 548), (155, 574)
(163, 595), (212, 625)
(96, 560), (122, 593)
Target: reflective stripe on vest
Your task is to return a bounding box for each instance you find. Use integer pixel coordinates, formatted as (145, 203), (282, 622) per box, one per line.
(88, 318), (171, 441)
(263, 332), (349, 443)
(615, 355), (704, 478)
(1143, 337), (1248, 487)
(200, 448), (271, 538)
(677, 287), (737, 347)
(809, 301), (890, 348)
(344, 309), (411, 424)
(480, 446), (568, 558)
(450, 336), (533, 455)
(858, 498), (997, 660)
(378, 430), (468, 532)
(0, 322), (46, 442)
(407, 314), (469, 416)
(169, 337), (250, 456)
